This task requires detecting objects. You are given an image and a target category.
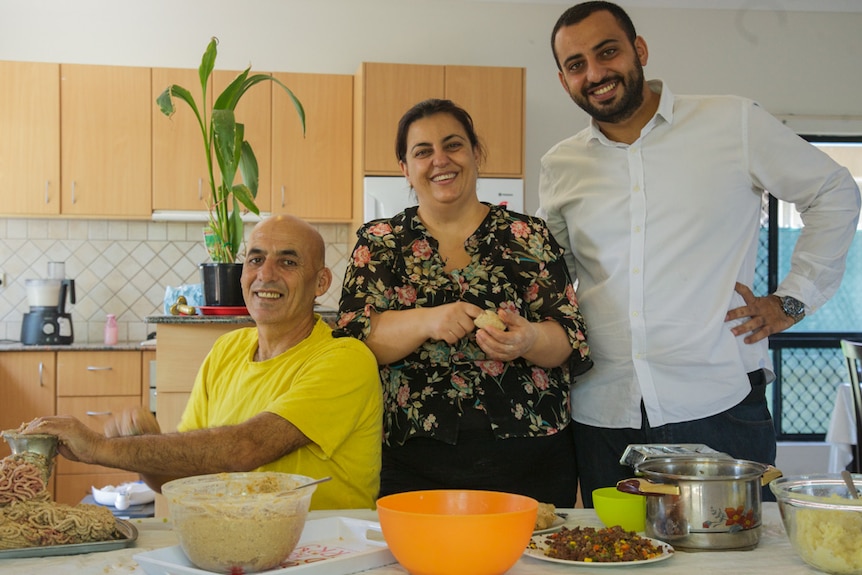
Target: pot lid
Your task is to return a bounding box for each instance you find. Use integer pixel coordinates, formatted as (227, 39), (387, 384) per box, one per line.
(636, 456), (770, 481)
(620, 443), (732, 467)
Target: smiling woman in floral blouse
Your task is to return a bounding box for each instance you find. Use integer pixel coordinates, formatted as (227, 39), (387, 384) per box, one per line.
(335, 99), (592, 506)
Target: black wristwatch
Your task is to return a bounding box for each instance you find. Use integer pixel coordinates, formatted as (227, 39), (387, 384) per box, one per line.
(776, 295), (805, 324)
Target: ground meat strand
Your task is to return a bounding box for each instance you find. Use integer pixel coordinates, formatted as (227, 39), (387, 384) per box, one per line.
(543, 525), (669, 562)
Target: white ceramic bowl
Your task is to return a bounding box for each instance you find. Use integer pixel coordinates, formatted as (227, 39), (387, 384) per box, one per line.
(92, 481), (156, 507)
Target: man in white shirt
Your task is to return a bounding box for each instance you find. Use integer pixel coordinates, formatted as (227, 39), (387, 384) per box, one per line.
(539, 1), (861, 506)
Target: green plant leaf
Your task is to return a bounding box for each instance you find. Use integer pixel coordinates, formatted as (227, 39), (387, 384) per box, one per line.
(228, 197), (244, 260)
(238, 140), (259, 200)
(212, 109), (239, 187)
(155, 88), (176, 116)
(157, 85), (205, 133)
(232, 183), (259, 215)
(214, 67), (251, 111)
(269, 76), (307, 136)
(199, 38), (218, 105)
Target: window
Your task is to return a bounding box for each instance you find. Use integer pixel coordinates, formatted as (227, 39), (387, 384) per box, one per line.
(764, 137), (862, 440)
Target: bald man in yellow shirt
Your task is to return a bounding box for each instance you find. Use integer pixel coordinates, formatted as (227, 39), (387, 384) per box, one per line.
(27, 215), (383, 510)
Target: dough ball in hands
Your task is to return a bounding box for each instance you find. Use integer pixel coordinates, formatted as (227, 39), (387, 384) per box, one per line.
(473, 309), (506, 331)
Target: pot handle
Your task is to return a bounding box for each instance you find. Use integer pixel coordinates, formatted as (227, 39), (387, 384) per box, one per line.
(616, 478), (680, 496)
(761, 465), (783, 487)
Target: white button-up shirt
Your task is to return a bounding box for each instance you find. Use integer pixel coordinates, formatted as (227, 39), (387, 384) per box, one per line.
(538, 80), (861, 429)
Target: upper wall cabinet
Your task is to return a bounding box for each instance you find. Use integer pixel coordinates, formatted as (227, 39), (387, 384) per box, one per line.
(0, 61), (61, 216)
(60, 64), (152, 218)
(151, 68), (272, 213)
(354, 63), (525, 177)
(356, 63), (445, 175)
(444, 65), (524, 178)
(271, 73), (353, 221)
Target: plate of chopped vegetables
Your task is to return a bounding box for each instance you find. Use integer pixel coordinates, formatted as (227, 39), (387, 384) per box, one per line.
(524, 525), (674, 566)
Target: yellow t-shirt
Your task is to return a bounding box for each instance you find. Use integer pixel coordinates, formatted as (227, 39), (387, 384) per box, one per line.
(178, 317), (382, 510)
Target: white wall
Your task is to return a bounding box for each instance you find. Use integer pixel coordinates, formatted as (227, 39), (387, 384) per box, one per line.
(2, 0), (861, 214)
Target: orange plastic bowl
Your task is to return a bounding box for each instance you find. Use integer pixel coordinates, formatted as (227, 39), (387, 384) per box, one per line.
(376, 490), (538, 575)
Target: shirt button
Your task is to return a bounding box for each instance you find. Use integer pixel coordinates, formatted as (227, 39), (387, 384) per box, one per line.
(633, 268), (640, 274)
(632, 311), (640, 317)
(634, 226), (642, 233)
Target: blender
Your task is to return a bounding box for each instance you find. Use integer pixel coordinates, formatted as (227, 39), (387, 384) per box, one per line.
(20, 262), (76, 345)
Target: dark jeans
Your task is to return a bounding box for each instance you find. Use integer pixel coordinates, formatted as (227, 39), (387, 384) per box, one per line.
(574, 370), (777, 507)
(380, 421), (580, 507)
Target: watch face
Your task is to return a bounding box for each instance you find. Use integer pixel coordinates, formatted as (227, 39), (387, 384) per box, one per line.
(782, 296), (805, 317)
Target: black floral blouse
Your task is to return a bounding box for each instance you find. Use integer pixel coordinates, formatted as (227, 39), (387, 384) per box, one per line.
(334, 204), (592, 447)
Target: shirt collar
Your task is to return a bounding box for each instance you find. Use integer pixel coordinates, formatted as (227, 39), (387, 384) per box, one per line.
(587, 79), (674, 144)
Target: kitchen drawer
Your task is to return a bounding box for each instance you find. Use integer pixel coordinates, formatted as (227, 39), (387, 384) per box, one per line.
(57, 351), (142, 397)
(55, 470), (139, 506)
(55, 395), (145, 475)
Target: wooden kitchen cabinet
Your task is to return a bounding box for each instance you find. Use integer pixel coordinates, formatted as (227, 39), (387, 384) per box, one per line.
(444, 65), (525, 177)
(54, 351), (145, 505)
(0, 352), (56, 457)
(60, 64), (152, 218)
(0, 352), (57, 497)
(354, 62), (524, 177)
(356, 63), (445, 175)
(272, 72), (353, 221)
(0, 61), (61, 216)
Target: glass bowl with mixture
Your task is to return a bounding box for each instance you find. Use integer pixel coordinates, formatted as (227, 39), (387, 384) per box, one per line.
(161, 472), (317, 573)
(770, 474), (862, 575)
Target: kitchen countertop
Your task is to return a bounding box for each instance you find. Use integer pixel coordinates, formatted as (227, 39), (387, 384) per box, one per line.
(146, 308), (338, 325)
(0, 342), (149, 352)
(0, 504), (815, 575)
(145, 315), (255, 325)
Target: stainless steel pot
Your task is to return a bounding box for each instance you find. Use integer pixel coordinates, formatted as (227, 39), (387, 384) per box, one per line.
(617, 457), (782, 550)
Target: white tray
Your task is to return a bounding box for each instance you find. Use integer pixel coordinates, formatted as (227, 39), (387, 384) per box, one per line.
(134, 516), (396, 575)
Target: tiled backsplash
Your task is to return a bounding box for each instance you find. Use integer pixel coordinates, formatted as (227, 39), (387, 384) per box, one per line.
(0, 218), (352, 344)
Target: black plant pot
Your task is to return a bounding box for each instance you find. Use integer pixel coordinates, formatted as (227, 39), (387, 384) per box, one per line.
(199, 262), (245, 307)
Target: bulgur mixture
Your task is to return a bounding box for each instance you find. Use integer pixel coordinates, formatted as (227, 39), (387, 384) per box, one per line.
(540, 525), (669, 562)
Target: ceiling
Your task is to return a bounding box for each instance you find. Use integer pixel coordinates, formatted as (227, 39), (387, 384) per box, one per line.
(473, 0), (862, 12)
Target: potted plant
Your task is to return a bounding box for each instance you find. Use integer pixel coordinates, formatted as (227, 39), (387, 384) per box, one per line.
(156, 37), (305, 306)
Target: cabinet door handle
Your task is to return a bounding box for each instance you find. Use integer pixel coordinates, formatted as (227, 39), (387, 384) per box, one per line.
(198, 177), (203, 201)
(71, 181), (77, 204)
(38, 361), (44, 386)
(281, 185), (285, 208)
(86, 366), (114, 371)
(45, 181), (50, 204)
(85, 411), (112, 416)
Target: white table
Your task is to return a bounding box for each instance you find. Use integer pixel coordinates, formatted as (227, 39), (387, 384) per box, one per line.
(0, 504), (820, 575)
(826, 382), (856, 472)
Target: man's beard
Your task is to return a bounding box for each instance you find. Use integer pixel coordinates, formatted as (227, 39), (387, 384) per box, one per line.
(569, 59), (645, 124)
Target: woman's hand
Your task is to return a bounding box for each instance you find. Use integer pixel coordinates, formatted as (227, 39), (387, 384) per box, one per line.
(426, 301), (484, 345)
(474, 308), (537, 361)
(366, 302), (483, 364)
